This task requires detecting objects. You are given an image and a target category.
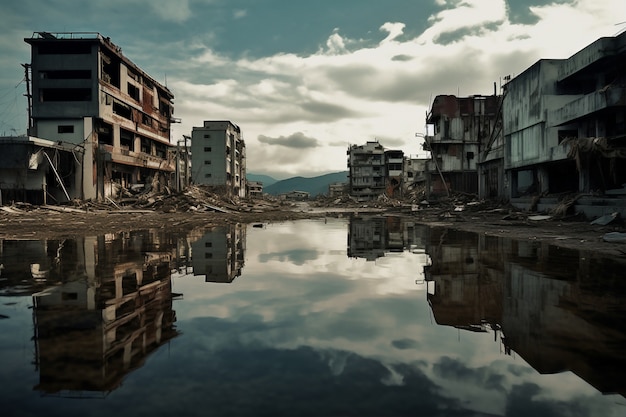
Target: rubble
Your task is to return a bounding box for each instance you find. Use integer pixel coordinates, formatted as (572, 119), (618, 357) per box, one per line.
(1, 188), (625, 257)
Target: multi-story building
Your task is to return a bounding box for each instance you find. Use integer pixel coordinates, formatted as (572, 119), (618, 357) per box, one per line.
(190, 120), (246, 198)
(247, 181), (263, 198)
(504, 31), (626, 217)
(385, 149), (404, 198)
(403, 156), (429, 194)
(424, 94), (502, 198)
(11, 32), (177, 203)
(347, 141), (389, 201)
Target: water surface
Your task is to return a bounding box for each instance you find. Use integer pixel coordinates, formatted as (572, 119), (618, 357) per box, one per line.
(0, 217), (624, 416)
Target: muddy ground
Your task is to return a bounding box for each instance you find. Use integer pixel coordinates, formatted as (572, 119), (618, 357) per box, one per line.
(2, 198), (625, 258)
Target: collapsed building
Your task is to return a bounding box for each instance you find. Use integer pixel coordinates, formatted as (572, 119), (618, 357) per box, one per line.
(0, 32), (176, 205)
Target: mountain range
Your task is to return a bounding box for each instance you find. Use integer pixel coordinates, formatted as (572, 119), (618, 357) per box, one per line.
(247, 171), (348, 196)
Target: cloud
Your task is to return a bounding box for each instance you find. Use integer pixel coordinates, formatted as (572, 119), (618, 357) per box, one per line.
(233, 9), (247, 19)
(258, 132), (320, 149)
(2, 0), (624, 178)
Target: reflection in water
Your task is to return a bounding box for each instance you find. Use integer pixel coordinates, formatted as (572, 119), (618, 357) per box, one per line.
(1, 232), (181, 397)
(348, 215), (428, 262)
(425, 227), (626, 399)
(0, 218), (625, 416)
(191, 223), (246, 283)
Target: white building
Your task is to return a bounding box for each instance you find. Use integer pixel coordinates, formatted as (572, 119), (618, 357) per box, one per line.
(191, 120), (246, 198)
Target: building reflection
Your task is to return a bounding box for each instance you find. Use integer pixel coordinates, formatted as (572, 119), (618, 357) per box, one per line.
(424, 227), (626, 398)
(191, 223), (246, 283)
(0, 231), (182, 397)
(347, 215), (429, 261)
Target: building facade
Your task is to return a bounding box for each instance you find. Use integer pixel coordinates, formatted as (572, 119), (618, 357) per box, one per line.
(14, 32), (177, 203)
(425, 94), (502, 198)
(347, 141), (407, 201)
(504, 31), (626, 216)
(247, 181), (263, 198)
(190, 120), (246, 198)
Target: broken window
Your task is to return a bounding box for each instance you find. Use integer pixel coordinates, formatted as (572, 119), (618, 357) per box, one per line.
(120, 128), (134, 150)
(127, 83), (140, 101)
(155, 143), (166, 158)
(40, 88), (91, 102)
(112, 101), (132, 120)
(101, 52), (120, 88)
(142, 114), (153, 127)
(140, 138), (151, 154)
(97, 121), (113, 145)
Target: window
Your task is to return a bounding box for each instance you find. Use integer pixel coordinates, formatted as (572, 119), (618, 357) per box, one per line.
(205, 242), (213, 247)
(127, 83), (140, 101)
(204, 134), (210, 138)
(40, 70), (91, 79)
(205, 173), (212, 178)
(205, 253), (213, 259)
(58, 125), (74, 133)
(113, 101), (132, 119)
(204, 147), (212, 152)
(40, 88), (91, 102)
(204, 160), (211, 164)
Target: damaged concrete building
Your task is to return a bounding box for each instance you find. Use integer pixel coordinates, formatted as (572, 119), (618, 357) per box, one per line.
(424, 94), (503, 199)
(504, 30), (626, 216)
(190, 121), (247, 198)
(0, 32), (176, 205)
(347, 141), (406, 201)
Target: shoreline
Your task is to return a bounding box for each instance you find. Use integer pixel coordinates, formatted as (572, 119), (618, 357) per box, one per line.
(1, 204), (625, 257)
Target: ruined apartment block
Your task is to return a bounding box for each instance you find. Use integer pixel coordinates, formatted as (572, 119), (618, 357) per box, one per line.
(425, 94), (502, 198)
(10, 32), (177, 203)
(191, 120), (247, 198)
(504, 31), (626, 217)
(348, 141), (405, 201)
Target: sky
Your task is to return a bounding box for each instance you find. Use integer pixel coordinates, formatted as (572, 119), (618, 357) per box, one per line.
(0, 1), (624, 179)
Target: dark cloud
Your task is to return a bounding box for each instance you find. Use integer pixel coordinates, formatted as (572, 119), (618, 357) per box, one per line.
(432, 356), (507, 393)
(258, 248), (319, 265)
(505, 382), (595, 417)
(299, 100), (361, 121)
(258, 132), (320, 149)
(391, 54), (414, 62)
(391, 338), (420, 350)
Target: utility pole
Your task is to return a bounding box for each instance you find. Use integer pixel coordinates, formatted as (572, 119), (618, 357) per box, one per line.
(22, 63), (32, 135)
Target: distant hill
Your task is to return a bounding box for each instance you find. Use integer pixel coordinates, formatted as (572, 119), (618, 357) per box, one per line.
(264, 171), (348, 197)
(247, 173), (278, 187)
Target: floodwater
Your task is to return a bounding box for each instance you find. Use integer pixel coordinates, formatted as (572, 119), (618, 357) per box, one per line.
(0, 217), (625, 417)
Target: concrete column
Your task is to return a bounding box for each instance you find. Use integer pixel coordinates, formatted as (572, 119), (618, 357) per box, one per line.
(82, 117), (97, 200)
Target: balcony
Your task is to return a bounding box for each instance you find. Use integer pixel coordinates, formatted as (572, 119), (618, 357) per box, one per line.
(100, 144), (175, 171)
(549, 86), (626, 126)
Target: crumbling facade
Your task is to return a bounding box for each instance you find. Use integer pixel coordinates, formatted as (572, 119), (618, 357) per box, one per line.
(504, 31), (626, 216)
(425, 94), (502, 198)
(8, 32), (177, 204)
(347, 141), (405, 201)
(191, 120), (246, 198)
